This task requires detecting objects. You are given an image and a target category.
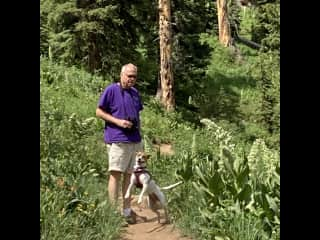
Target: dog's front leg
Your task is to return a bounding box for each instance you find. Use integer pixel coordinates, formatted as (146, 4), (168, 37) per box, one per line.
(124, 179), (135, 199)
(138, 182), (149, 204)
(137, 174), (150, 204)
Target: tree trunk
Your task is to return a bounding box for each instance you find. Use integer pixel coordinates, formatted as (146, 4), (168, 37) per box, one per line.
(159, 0), (175, 111)
(217, 0), (232, 47)
(88, 33), (100, 73)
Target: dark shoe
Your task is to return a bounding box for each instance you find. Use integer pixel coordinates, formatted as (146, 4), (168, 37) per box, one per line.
(125, 210), (137, 224)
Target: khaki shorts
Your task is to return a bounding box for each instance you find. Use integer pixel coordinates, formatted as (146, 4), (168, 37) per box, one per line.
(107, 142), (143, 173)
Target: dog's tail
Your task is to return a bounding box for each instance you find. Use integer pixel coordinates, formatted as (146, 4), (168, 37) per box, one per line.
(161, 181), (183, 190)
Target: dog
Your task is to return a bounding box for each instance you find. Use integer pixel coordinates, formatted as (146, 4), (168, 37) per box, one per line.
(124, 151), (182, 223)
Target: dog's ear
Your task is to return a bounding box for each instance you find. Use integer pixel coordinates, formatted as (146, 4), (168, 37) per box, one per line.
(145, 154), (151, 160)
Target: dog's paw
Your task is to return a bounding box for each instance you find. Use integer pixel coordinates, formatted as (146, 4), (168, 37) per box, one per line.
(124, 193), (130, 199)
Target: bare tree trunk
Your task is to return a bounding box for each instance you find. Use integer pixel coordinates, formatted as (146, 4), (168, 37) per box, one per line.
(217, 0), (232, 47)
(88, 33), (100, 73)
(159, 0), (175, 111)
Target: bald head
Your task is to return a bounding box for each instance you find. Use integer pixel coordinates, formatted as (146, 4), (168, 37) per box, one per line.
(121, 63), (137, 75)
(120, 63), (138, 89)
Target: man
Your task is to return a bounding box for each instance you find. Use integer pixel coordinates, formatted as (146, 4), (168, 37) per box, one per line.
(96, 63), (143, 224)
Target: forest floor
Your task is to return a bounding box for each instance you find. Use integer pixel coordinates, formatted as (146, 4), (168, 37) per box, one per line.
(120, 195), (193, 240)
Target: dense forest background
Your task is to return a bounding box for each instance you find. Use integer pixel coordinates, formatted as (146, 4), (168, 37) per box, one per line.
(40, 0), (279, 239)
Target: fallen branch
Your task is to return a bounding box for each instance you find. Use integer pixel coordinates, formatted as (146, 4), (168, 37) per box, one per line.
(234, 35), (262, 49)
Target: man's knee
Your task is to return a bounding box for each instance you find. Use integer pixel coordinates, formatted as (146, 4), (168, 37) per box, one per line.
(109, 170), (122, 180)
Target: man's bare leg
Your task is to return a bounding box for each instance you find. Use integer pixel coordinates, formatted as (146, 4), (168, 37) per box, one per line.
(122, 172), (132, 210)
(108, 171), (121, 205)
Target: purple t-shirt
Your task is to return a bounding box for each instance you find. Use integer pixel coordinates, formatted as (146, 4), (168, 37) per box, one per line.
(97, 83), (143, 143)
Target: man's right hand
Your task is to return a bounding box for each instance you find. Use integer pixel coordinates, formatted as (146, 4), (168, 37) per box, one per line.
(118, 119), (133, 129)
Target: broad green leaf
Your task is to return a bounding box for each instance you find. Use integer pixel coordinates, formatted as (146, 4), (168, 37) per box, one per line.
(266, 194), (279, 213)
(236, 163), (249, 188)
(209, 172), (225, 195)
(236, 183), (252, 203)
(195, 166), (208, 186)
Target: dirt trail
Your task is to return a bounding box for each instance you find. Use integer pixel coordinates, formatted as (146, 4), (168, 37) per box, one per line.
(121, 196), (193, 240)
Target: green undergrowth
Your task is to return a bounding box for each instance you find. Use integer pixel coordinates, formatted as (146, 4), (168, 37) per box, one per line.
(41, 57), (279, 240)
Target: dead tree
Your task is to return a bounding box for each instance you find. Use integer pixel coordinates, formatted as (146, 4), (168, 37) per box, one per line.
(159, 0), (175, 111)
(217, 0), (232, 47)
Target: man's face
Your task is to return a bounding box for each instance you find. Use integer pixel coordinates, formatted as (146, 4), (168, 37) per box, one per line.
(121, 67), (137, 89)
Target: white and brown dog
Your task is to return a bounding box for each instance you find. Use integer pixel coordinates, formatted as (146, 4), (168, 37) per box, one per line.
(124, 151), (182, 224)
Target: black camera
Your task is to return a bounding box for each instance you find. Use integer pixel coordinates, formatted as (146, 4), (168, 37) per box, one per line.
(124, 117), (138, 132)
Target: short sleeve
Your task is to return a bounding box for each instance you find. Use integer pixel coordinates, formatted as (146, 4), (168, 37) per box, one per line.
(98, 85), (113, 112)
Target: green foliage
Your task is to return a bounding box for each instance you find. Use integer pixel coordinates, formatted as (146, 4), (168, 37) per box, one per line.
(171, 0), (216, 106)
(40, 0), (56, 56)
(41, 58), (126, 239)
(141, 98), (197, 148)
(247, 138), (279, 183)
(238, 5), (260, 40)
(40, 181), (123, 240)
(172, 119), (279, 239)
(40, 14), (50, 56)
(192, 35), (258, 130)
(249, 50), (279, 142)
(193, 32), (279, 149)
(251, 0), (280, 51)
(40, 56), (110, 106)
(41, 0), (150, 76)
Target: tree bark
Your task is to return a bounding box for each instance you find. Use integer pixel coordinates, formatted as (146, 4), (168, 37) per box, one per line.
(159, 0), (175, 111)
(88, 33), (100, 73)
(217, 0), (232, 47)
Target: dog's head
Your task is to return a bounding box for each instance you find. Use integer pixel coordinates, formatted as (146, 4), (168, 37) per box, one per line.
(135, 151), (150, 168)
